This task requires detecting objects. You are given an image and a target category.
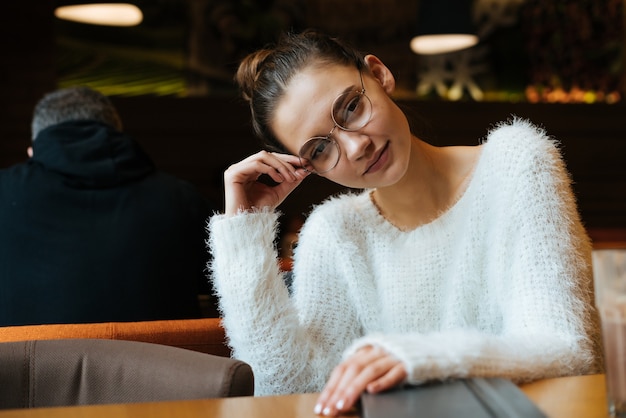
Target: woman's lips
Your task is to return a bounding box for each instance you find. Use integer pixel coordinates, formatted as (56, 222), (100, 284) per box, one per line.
(364, 141), (390, 175)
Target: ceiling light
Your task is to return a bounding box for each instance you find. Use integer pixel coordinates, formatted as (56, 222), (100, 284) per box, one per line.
(54, 3), (143, 27)
(410, 34), (478, 55)
(410, 0), (478, 55)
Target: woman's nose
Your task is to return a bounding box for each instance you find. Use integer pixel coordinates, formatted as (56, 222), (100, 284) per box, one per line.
(335, 130), (373, 161)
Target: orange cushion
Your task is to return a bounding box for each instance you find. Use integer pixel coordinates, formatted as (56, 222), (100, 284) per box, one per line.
(0, 318), (230, 357)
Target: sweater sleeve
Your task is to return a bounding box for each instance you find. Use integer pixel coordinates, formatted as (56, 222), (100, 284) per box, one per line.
(343, 119), (601, 384)
(208, 208), (362, 395)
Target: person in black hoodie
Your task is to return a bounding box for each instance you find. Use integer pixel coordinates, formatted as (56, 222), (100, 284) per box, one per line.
(0, 86), (219, 325)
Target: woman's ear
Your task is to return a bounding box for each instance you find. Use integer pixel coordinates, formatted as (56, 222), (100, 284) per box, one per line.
(364, 54), (396, 95)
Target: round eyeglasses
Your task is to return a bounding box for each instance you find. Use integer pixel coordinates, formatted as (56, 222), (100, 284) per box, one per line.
(298, 71), (372, 174)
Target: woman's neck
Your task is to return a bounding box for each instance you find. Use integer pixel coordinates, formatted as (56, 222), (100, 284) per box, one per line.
(371, 137), (481, 230)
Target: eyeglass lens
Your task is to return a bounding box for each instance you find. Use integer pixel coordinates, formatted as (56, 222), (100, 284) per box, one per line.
(332, 90), (371, 130)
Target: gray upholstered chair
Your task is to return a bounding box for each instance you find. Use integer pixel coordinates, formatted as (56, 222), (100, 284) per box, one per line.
(0, 338), (254, 409)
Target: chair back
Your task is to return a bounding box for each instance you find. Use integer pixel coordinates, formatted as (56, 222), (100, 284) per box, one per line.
(0, 339), (253, 409)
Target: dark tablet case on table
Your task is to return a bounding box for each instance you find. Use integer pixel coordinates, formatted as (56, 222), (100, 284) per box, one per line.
(360, 378), (546, 418)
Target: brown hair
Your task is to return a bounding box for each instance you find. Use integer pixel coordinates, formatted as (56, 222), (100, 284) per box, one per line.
(235, 29), (366, 152)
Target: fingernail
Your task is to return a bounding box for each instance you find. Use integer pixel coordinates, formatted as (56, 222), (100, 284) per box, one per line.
(322, 406), (332, 416)
(336, 399), (345, 410)
(314, 403), (322, 414)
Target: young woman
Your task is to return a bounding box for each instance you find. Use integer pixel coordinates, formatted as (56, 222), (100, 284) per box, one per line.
(208, 30), (601, 416)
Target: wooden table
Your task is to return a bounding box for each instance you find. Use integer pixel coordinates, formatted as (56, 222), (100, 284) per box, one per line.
(521, 373), (607, 418)
(0, 374), (607, 418)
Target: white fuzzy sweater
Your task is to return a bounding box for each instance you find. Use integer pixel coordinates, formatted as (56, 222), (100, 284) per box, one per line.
(208, 119), (602, 396)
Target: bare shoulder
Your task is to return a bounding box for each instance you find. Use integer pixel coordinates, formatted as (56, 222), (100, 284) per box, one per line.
(444, 144), (484, 179)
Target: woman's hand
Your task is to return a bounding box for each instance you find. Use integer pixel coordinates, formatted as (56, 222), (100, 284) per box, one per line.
(224, 151), (309, 216)
(314, 346), (407, 416)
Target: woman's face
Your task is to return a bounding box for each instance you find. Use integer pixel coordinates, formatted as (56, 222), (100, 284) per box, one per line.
(271, 61), (413, 189)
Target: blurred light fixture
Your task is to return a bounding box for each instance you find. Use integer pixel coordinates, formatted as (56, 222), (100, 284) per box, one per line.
(55, 3), (143, 27)
(410, 0), (478, 55)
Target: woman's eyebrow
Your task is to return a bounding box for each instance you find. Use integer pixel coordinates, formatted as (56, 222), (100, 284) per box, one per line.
(332, 84), (359, 114)
(339, 84), (358, 96)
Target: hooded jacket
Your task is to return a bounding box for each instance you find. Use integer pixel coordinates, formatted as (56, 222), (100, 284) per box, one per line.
(0, 120), (215, 325)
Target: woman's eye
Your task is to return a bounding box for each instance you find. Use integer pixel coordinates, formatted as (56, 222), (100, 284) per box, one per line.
(340, 95), (362, 124)
(310, 141), (328, 160)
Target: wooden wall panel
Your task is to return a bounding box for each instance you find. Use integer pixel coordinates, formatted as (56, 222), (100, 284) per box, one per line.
(0, 0), (56, 165)
(2, 92), (625, 230)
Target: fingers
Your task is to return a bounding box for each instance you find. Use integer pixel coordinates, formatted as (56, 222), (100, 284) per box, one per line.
(224, 151), (309, 215)
(365, 362), (407, 393)
(225, 151), (304, 185)
(314, 347), (407, 416)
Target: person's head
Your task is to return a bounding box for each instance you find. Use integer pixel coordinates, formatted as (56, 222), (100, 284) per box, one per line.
(236, 30), (366, 154)
(31, 86), (123, 141)
(235, 29), (412, 189)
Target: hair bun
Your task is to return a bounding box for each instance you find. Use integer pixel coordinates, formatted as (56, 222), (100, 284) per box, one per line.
(235, 49), (273, 102)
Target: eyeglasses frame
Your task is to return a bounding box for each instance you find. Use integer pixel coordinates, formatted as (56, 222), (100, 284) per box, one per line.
(298, 69), (372, 174)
